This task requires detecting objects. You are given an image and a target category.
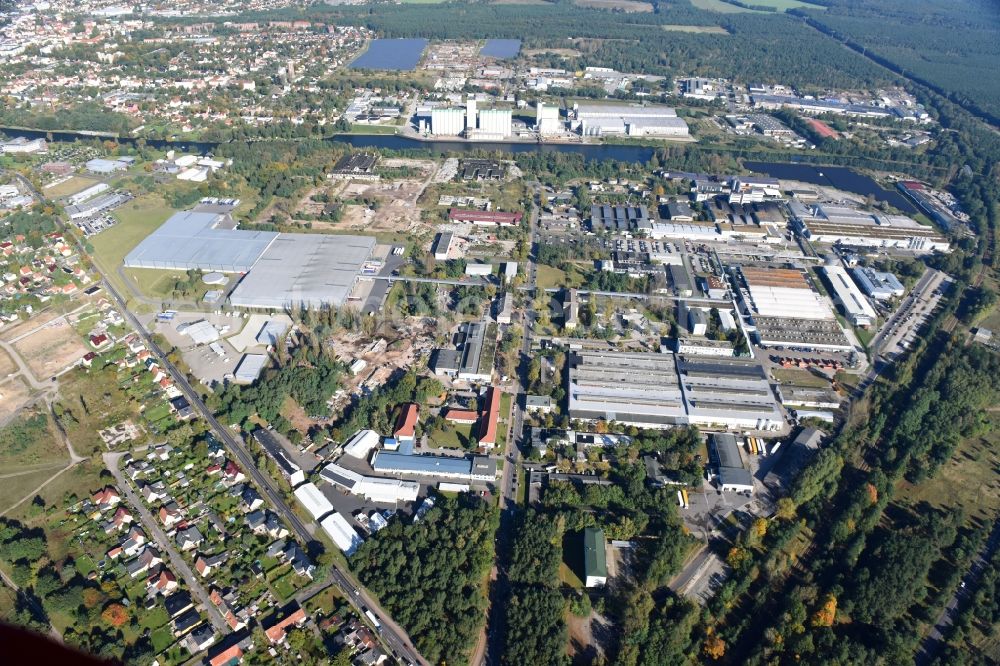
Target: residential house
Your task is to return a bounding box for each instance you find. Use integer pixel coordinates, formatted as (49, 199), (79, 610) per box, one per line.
(149, 568), (179, 595)
(92, 486), (121, 509)
(175, 526), (204, 551)
(263, 604), (308, 644)
(195, 552), (228, 578)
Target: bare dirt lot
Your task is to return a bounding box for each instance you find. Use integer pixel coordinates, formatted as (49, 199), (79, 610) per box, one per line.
(0, 308), (66, 343)
(0, 378), (33, 424)
(0, 347), (17, 378)
(325, 318), (441, 417)
(313, 159), (437, 234)
(13, 317), (89, 379)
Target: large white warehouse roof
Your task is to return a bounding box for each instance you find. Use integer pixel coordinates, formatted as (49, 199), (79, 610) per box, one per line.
(320, 513), (364, 556)
(343, 429), (381, 459)
(293, 482), (334, 521)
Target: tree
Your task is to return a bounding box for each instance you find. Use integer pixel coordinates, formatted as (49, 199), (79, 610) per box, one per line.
(811, 594), (837, 628)
(101, 603), (128, 628)
(703, 632), (726, 659)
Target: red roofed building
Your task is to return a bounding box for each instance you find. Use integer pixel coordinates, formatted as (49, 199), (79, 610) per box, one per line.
(90, 333), (110, 348)
(444, 409), (479, 424)
(149, 568), (178, 594)
(92, 486), (121, 508)
(448, 208), (523, 227)
(478, 386), (501, 449)
(208, 645), (243, 666)
(264, 605), (307, 644)
(393, 403), (419, 443)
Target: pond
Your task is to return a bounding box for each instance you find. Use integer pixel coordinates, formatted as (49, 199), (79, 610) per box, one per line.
(349, 38), (429, 71)
(480, 39), (522, 59)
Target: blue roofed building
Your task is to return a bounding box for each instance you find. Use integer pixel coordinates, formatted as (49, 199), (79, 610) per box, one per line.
(371, 452), (496, 481)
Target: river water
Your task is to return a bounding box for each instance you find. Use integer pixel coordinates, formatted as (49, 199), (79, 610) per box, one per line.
(3, 127), (915, 210)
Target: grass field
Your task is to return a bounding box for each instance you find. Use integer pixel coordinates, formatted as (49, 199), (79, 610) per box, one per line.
(661, 24), (730, 34)
(43, 175), (101, 198)
(0, 466), (65, 515)
(94, 194), (174, 268)
(574, 0), (653, 11)
(690, 0), (824, 12)
(429, 421), (476, 449)
(536, 264), (586, 290)
(91, 194), (174, 303)
(6, 460), (106, 522)
(895, 414), (1000, 522)
(121, 267), (213, 302)
(0, 412), (66, 469)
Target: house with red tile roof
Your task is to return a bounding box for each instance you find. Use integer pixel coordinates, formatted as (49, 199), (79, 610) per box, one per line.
(478, 386), (501, 449)
(263, 605), (307, 644)
(393, 403), (419, 443)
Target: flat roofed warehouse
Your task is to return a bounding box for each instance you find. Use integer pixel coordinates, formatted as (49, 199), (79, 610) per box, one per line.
(228, 234), (376, 309)
(739, 266), (834, 321)
(124, 210), (277, 273)
(568, 350), (783, 430)
(371, 452), (497, 481)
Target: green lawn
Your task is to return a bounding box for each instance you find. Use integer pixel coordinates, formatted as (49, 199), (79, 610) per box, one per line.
(121, 267), (214, 302)
(429, 422), (476, 450)
(536, 263), (586, 290)
(90, 193), (174, 305)
(151, 626), (175, 654)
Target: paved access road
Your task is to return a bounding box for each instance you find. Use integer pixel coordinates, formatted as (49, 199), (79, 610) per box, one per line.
(98, 278), (426, 666)
(104, 451), (229, 635)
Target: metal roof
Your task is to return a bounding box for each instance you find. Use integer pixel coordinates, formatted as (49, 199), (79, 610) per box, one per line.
(228, 233), (375, 309)
(124, 211), (277, 273)
(583, 527), (607, 579)
(233, 354), (267, 383)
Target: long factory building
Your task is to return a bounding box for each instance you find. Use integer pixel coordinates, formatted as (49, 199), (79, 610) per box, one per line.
(123, 201), (377, 309)
(572, 103), (689, 138)
(735, 265), (852, 351)
(820, 265), (877, 327)
(567, 350), (783, 431)
(789, 201), (950, 254)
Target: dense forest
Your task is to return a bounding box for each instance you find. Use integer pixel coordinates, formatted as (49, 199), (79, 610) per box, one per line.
(804, 0), (1000, 123)
(349, 494), (498, 665)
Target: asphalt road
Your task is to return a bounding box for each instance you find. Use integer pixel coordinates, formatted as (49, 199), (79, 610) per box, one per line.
(482, 184), (541, 666)
(917, 517), (1000, 665)
(96, 276), (426, 666)
(104, 451), (230, 635)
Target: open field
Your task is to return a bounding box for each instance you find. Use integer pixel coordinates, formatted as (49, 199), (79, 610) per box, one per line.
(661, 24), (730, 34)
(689, 0), (759, 12)
(13, 317), (88, 379)
(0, 411), (65, 469)
(0, 379), (33, 424)
(536, 264), (586, 290)
(895, 414), (1000, 522)
(92, 193), (174, 271)
(770, 367), (832, 389)
(0, 305), (74, 343)
(0, 466), (64, 514)
(429, 421), (476, 449)
(0, 346), (16, 377)
(574, 0), (653, 11)
(122, 267), (215, 302)
(43, 175), (101, 198)
(6, 460), (105, 523)
(690, 0), (824, 10)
